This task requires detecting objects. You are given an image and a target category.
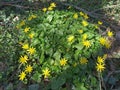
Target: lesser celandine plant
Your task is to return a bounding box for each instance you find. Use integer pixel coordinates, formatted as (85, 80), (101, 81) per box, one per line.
(16, 2), (113, 89)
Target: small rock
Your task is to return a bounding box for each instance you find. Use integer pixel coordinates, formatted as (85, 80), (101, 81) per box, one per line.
(115, 31), (120, 42)
(0, 62), (6, 72)
(28, 84), (40, 90)
(0, 86), (4, 90)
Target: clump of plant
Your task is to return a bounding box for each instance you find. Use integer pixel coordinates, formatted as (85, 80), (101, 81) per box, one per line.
(16, 2), (114, 90)
(0, 11), (20, 87)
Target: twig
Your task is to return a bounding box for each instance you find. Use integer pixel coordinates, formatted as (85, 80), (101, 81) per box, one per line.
(1, 1), (120, 31)
(60, 2), (99, 19)
(0, 0), (23, 7)
(1, 0), (22, 4)
(61, 2), (120, 31)
(91, 4), (120, 13)
(62, 2), (109, 19)
(76, 0), (85, 6)
(1, 3), (30, 9)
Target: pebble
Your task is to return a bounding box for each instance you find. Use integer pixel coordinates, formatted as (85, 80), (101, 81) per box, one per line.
(115, 31), (120, 42)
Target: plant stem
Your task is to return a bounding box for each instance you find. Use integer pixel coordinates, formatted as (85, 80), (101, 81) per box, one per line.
(101, 74), (106, 90)
(99, 72), (102, 90)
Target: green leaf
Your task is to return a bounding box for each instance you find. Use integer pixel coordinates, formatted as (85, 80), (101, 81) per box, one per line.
(83, 51), (91, 58)
(32, 39), (40, 46)
(74, 50), (82, 60)
(57, 77), (66, 87)
(53, 51), (61, 60)
(47, 15), (53, 22)
(39, 52), (44, 64)
(73, 44), (84, 50)
(51, 78), (59, 90)
(32, 71), (41, 83)
(75, 83), (87, 90)
(91, 77), (97, 87)
(51, 77), (66, 90)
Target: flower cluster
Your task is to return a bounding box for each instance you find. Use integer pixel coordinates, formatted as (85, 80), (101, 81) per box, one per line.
(28, 15), (37, 21)
(17, 15), (37, 81)
(80, 57), (88, 64)
(73, 12), (89, 20)
(99, 31), (113, 49)
(68, 12), (92, 49)
(96, 54), (107, 72)
(16, 20), (25, 29)
(16, 2), (113, 87)
(42, 2), (56, 12)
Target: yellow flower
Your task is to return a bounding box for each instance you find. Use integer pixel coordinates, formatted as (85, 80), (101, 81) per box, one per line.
(99, 37), (106, 46)
(20, 20), (25, 26)
(82, 20), (88, 26)
(103, 54), (107, 60)
(80, 11), (84, 16)
(27, 47), (36, 55)
(82, 34), (87, 40)
(22, 43), (29, 50)
(16, 24), (21, 29)
(97, 56), (104, 64)
(19, 42), (23, 45)
(50, 2), (56, 7)
(78, 29), (83, 34)
(19, 71), (26, 81)
(48, 6), (53, 11)
(25, 65), (33, 73)
(24, 27), (30, 33)
(73, 62), (77, 67)
(98, 21), (103, 25)
(16, 21), (25, 29)
(42, 8), (47, 12)
(107, 31), (113, 37)
(42, 68), (50, 78)
(60, 58), (67, 66)
(99, 37), (111, 48)
(19, 55), (28, 64)
(31, 15), (37, 19)
(83, 40), (91, 48)
(96, 55), (106, 72)
(28, 15), (37, 21)
(104, 40), (111, 49)
(96, 63), (105, 72)
(28, 16), (32, 21)
(83, 14), (89, 19)
(67, 35), (75, 43)
(80, 57), (88, 64)
(73, 13), (78, 19)
(29, 33), (34, 39)
(95, 25), (99, 29)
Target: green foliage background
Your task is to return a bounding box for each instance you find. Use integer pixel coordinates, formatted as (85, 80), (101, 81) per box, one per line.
(16, 8), (103, 89)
